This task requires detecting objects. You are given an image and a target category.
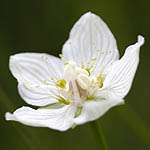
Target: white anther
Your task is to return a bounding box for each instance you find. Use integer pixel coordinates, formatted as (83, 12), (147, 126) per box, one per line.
(76, 74), (91, 90)
(63, 66), (75, 81)
(75, 67), (89, 76)
(63, 61), (77, 81)
(63, 61), (91, 90)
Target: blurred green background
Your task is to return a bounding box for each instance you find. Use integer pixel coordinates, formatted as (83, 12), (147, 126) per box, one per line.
(0, 0), (150, 150)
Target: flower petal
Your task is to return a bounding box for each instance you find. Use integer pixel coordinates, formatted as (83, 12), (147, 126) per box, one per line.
(5, 105), (76, 131)
(62, 12), (119, 73)
(10, 53), (63, 83)
(74, 99), (124, 125)
(9, 53), (64, 106)
(101, 35), (144, 99)
(18, 84), (60, 106)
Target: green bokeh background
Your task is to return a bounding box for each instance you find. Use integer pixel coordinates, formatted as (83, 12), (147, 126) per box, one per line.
(0, 0), (150, 150)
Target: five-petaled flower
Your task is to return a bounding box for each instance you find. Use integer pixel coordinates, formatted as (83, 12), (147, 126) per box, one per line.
(5, 12), (144, 131)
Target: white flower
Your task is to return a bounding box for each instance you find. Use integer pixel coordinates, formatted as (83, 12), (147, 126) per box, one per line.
(5, 12), (144, 131)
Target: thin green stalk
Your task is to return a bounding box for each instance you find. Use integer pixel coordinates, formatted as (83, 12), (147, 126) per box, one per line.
(117, 105), (150, 148)
(89, 120), (108, 150)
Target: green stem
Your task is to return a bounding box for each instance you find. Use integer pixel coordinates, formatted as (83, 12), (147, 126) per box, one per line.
(117, 105), (150, 148)
(90, 120), (108, 150)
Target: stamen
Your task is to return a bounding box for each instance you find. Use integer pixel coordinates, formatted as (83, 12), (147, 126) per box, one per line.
(85, 68), (90, 75)
(44, 80), (48, 85)
(82, 65), (85, 69)
(86, 92), (95, 101)
(56, 95), (70, 105)
(85, 65), (93, 75)
(59, 54), (64, 58)
(92, 58), (96, 61)
(97, 73), (105, 88)
(56, 80), (66, 89)
(64, 62), (69, 65)
(90, 65), (93, 69)
(67, 90), (72, 95)
(59, 61), (106, 105)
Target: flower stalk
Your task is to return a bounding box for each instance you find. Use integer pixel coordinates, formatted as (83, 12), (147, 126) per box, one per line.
(90, 120), (108, 150)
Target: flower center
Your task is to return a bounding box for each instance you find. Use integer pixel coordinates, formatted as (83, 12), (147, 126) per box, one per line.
(54, 61), (105, 106)
(63, 61), (91, 100)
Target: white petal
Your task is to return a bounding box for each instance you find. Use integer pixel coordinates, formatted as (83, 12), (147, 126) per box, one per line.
(5, 105), (76, 131)
(10, 53), (63, 83)
(18, 84), (60, 106)
(74, 99), (124, 125)
(62, 12), (119, 73)
(9, 53), (64, 106)
(101, 35), (144, 99)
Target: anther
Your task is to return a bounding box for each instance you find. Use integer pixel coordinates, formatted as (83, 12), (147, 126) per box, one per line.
(92, 58), (96, 61)
(64, 62), (69, 65)
(59, 54), (64, 58)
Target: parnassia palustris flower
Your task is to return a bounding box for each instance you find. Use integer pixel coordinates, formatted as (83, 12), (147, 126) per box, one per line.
(5, 12), (144, 131)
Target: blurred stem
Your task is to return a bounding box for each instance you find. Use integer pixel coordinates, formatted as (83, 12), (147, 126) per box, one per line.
(89, 120), (108, 150)
(117, 105), (150, 148)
